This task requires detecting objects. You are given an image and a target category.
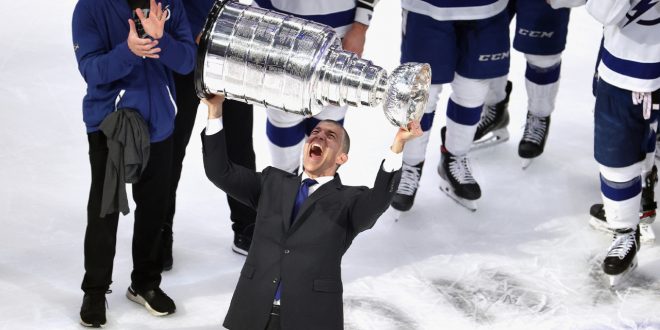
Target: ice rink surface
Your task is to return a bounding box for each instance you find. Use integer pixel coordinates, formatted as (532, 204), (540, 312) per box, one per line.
(1, 1), (659, 329)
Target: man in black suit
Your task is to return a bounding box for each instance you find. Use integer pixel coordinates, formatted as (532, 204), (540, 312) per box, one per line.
(201, 94), (422, 330)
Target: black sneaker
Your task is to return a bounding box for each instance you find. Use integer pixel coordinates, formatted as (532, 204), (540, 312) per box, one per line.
(391, 161), (424, 211)
(232, 233), (252, 256)
(162, 224), (173, 271)
(518, 112), (551, 159)
(80, 292), (106, 328)
(603, 227), (640, 275)
(126, 286), (176, 316)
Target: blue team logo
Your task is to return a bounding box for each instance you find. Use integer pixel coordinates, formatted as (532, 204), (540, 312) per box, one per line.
(623, 0), (660, 27)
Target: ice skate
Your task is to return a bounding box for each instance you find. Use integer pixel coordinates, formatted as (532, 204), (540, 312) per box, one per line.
(471, 81), (512, 151)
(519, 112), (551, 170)
(603, 227), (640, 288)
(589, 166), (657, 244)
(589, 203), (656, 244)
(437, 146), (480, 212)
(391, 161), (424, 212)
(588, 203), (611, 234)
(390, 209), (403, 222)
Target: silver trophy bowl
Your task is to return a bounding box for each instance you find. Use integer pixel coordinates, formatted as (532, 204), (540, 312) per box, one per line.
(195, 0), (431, 128)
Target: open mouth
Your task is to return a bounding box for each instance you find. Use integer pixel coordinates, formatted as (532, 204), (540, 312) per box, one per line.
(310, 143), (323, 158)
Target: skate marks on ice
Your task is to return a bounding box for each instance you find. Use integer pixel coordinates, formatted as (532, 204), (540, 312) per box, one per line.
(585, 253), (660, 305)
(344, 296), (420, 330)
(343, 254), (565, 329)
(431, 269), (551, 325)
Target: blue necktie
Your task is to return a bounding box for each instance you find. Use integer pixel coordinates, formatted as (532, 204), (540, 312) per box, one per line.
(274, 178), (318, 302)
(290, 178), (318, 225)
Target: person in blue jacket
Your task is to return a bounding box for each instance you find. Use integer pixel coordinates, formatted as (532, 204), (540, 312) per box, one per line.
(72, 0), (195, 327)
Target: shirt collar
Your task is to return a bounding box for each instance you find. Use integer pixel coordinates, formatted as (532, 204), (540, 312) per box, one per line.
(301, 172), (334, 187)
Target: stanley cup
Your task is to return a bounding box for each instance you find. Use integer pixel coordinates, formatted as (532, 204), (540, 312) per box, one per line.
(195, 0), (431, 128)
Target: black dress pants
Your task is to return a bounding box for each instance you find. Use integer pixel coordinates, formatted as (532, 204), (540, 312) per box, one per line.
(265, 305), (281, 330)
(167, 71), (256, 234)
(82, 132), (173, 293)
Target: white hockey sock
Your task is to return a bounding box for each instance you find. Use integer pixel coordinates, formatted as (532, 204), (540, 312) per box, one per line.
(445, 74), (489, 156)
(484, 75), (509, 107)
(403, 84), (442, 165)
(266, 108), (306, 173)
(600, 164), (643, 230)
(525, 54), (562, 118)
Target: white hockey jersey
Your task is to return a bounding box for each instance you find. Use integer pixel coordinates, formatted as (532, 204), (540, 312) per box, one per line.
(401, 0), (508, 21)
(252, 0), (379, 37)
(588, 0), (660, 92)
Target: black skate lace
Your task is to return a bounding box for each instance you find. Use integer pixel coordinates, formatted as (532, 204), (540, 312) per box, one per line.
(397, 163), (421, 196)
(521, 114), (547, 145)
(449, 154), (476, 184)
(606, 232), (636, 260)
(477, 105), (497, 131)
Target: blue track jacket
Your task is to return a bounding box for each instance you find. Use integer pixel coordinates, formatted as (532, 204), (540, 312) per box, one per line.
(182, 0), (215, 40)
(72, 0), (196, 142)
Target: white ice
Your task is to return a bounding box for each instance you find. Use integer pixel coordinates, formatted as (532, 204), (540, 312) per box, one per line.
(1, 1), (659, 329)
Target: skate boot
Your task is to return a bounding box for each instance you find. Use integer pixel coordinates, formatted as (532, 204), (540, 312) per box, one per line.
(437, 145), (480, 212)
(589, 166), (657, 244)
(588, 203), (610, 233)
(519, 112), (551, 169)
(472, 81), (512, 151)
(603, 226), (640, 288)
(391, 161), (424, 212)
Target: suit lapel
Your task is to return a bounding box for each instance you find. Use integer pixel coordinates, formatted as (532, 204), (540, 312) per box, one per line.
(282, 175), (301, 233)
(289, 175), (342, 233)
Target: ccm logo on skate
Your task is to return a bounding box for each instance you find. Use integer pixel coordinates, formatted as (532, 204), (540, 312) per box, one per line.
(478, 51), (510, 61)
(518, 29), (555, 38)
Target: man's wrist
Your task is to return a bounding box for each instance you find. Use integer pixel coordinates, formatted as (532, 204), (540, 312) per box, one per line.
(350, 22), (368, 33)
(390, 140), (404, 154)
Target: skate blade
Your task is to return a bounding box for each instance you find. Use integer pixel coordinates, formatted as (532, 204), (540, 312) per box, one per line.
(640, 223), (656, 244)
(471, 129), (510, 151)
(438, 180), (477, 212)
(589, 216), (614, 234)
(521, 158), (534, 170)
(390, 208), (403, 222)
(608, 257), (638, 289)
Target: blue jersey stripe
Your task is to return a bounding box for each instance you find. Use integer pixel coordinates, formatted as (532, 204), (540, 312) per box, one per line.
(419, 0), (500, 8)
(600, 175), (641, 202)
(446, 99), (482, 126)
(267, 119), (306, 148)
(255, 0), (355, 28)
(420, 111), (435, 132)
(525, 63), (561, 86)
(602, 49), (660, 81)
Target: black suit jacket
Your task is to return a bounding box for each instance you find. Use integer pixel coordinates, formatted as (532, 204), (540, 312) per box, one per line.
(202, 129), (401, 330)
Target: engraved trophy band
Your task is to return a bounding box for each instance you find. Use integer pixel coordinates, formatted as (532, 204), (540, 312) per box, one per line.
(195, 0), (431, 128)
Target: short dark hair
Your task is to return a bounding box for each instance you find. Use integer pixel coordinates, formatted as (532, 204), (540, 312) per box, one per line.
(318, 119), (350, 154)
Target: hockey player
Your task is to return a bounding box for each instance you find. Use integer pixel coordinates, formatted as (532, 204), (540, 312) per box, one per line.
(473, 0), (583, 169)
(391, 0), (510, 211)
(252, 0), (380, 173)
(589, 42), (658, 245)
(586, 0), (660, 287)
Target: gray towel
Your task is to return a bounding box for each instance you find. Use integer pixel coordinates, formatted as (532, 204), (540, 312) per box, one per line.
(99, 108), (150, 217)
